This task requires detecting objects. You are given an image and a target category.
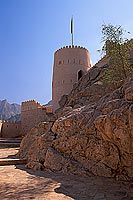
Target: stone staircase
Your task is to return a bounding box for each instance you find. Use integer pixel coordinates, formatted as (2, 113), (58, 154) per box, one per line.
(0, 138), (27, 166)
(0, 138), (21, 147)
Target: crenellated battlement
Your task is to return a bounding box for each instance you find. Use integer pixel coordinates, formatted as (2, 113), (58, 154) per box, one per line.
(55, 45), (89, 55)
(21, 100), (44, 111)
(22, 99), (41, 105)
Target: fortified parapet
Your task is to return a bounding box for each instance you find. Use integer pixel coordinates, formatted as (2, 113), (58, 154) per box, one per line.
(21, 100), (52, 135)
(21, 100), (43, 111)
(52, 45), (92, 112)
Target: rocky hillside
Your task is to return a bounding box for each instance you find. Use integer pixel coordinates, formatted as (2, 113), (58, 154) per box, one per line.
(58, 64), (122, 109)
(17, 65), (133, 181)
(0, 99), (21, 120)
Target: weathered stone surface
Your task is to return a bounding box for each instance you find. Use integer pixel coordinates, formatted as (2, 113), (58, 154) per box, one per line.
(52, 109), (120, 178)
(18, 73), (133, 180)
(27, 131), (55, 163)
(55, 106), (73, 118)
(44, 147), (89, 176)
(17, 122), (53, 159)
(51, 78), (133, 180)
(125, 84), (133, 101)
(26, 161), (44, 170)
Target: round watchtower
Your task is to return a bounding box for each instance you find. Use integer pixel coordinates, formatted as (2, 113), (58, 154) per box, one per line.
(52, 45), (92, 112)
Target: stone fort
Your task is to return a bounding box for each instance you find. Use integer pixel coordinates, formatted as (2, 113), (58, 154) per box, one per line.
(0, 44), (93, 138)
(1, 42), (133, 138)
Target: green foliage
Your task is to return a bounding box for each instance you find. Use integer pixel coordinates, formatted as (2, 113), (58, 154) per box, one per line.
(101, 24), (133, 85)
(102, 24), (124, 45)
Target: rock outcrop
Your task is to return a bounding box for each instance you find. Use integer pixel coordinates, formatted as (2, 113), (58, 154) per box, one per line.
(58, 65), (112, 108)
(17, 122), (55, 170)
(18, 67), (133, 180)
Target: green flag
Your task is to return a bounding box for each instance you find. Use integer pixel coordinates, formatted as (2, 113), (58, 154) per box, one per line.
(70, 17), (73, 34)
(70, 16), (74, 45)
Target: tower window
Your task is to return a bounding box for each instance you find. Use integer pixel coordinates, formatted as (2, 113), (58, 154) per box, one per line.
(68, 59), (69, 63)
(59, 61), (62, 65)
(78, 70), (84, 80)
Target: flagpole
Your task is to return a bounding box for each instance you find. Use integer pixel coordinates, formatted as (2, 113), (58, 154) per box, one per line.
(72, 17), (74, 46)
(71, 16), (74, 46)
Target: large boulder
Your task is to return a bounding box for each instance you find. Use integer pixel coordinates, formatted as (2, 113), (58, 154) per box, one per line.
(17, 122), (54, 165)
(49, 78), (133, 180)
(18, 75), (133, 180)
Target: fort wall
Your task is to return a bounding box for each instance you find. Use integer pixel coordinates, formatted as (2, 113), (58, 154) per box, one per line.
(52, 45), (92, 111)
(0, 100), (53, 138)
(0, 120), (2, 137)
(45, 105), (53, 113)
(0, 121), (21, 138)
(21, 100), (52, 135)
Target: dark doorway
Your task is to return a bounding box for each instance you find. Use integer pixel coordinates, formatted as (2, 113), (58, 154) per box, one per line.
(78, 70), (84, 80)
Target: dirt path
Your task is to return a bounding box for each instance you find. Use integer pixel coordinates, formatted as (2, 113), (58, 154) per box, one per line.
(0, 147), (19, 159)
(0, 147), (132, 200)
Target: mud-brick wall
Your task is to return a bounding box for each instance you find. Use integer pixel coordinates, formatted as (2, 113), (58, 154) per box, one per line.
(0, 120), (2, 137)
(21, 108), (49, 135)
(1, 121), (21, 138)
(21, 100), (51, 135)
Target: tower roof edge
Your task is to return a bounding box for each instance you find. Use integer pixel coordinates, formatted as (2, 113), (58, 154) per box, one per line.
(54, 45), (89, 55)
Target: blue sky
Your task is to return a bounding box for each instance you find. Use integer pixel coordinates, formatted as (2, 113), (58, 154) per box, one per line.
(0, 0), (133, 105)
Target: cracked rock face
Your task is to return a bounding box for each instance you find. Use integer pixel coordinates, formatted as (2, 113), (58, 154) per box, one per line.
(58, 66), (117, 108)
(17, 122), (54, 162)
(18, 73), (133, 180)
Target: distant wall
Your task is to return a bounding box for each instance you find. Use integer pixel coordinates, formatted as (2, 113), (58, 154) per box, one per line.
(21, 100), (52, 135)
(45, 105), (53, 113)
(0, 100), (53, 138)
(0, 120), (2, 137)
(0, 121), (21, 138)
